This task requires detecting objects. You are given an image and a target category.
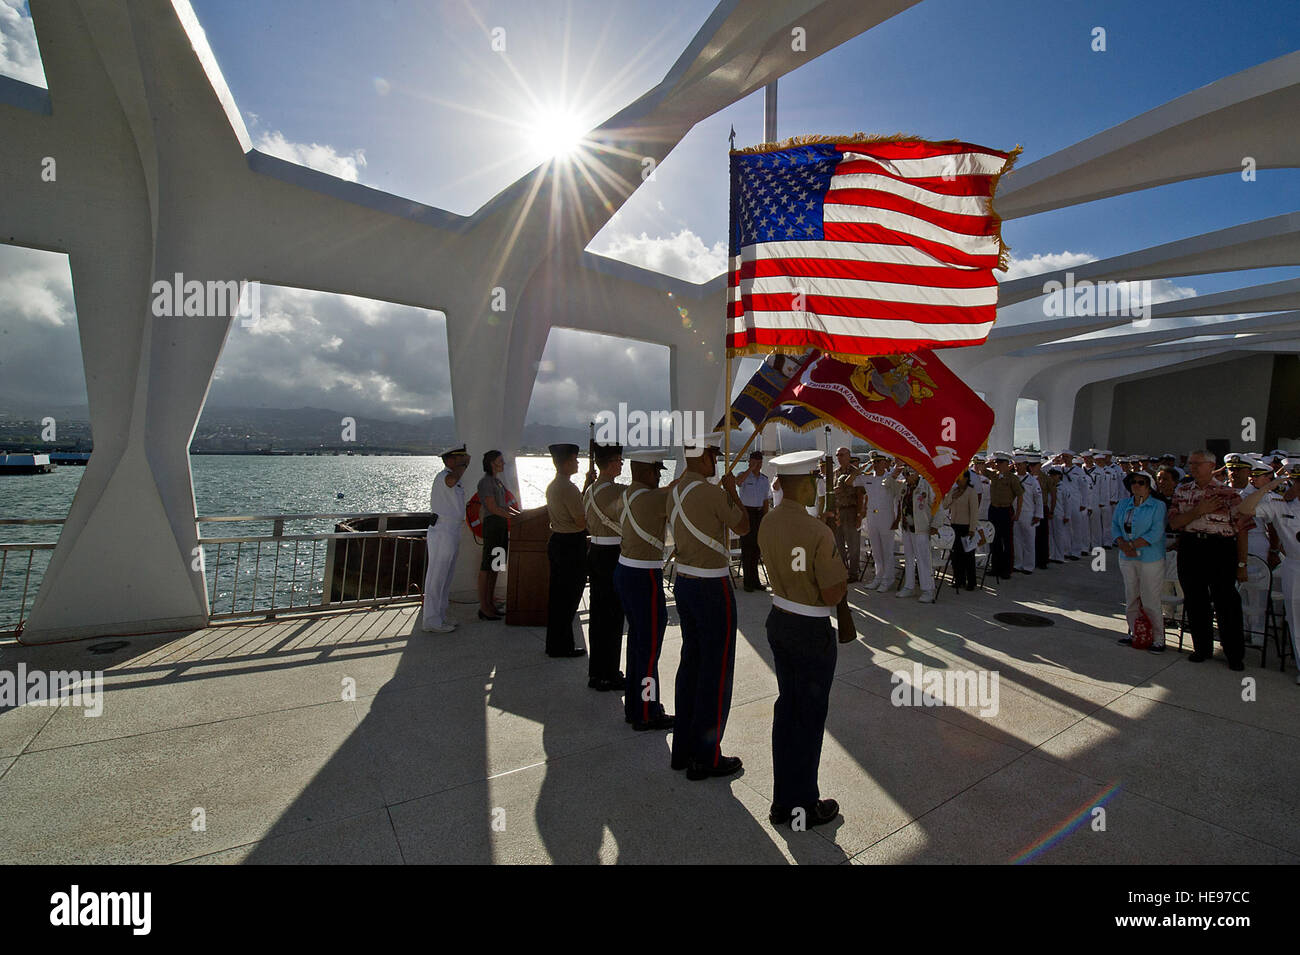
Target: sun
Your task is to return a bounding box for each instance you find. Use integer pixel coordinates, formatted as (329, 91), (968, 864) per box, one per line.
(528, 108), (588, 161)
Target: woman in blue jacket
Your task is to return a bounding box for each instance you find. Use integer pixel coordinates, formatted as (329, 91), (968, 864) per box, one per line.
(1112, 470), (1168, 651)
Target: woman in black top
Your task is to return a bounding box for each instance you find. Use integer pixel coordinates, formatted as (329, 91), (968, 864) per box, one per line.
(477, 450), (519, 620)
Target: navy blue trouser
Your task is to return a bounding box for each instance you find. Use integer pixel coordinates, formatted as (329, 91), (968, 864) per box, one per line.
(586, 543), (625, 681)
(767, 607), (836, 810)
(671, 574), (737, 768)
(614, 562), (668, 724)
(546, 532), (587, 655)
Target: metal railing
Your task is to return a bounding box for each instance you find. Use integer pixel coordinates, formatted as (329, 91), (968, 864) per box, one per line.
(0, 518), (63, 639)
(0, 512), (433, 638)
(198, 511), (431, 620)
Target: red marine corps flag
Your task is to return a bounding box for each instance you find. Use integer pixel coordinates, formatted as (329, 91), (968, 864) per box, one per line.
(725, 136), (1020, 362)
(782, 349), (994, 502)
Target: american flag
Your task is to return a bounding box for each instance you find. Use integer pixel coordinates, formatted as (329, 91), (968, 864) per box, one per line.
(726, 138), (1019, 361)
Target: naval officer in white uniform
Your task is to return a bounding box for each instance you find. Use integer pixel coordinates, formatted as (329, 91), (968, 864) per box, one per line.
(423, 444), (471, 633)
(855, 452), (901, 592)
(1238, 458), (1300, 683)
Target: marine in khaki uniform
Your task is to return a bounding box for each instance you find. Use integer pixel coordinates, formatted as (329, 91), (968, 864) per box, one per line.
(545, 443), (588, 658)
(583, 443), (627, 691)
(759, 450), (849, 830)
(830, 446), (865, 581)
(669, 431), (749, 779)
(615, 448), (676, 730)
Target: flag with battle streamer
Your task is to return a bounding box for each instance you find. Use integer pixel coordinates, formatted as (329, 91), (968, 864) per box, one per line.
(781, 349), (994, 503)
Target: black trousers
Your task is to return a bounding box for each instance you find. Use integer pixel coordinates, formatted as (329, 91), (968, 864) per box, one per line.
(614, 562), (668, 724)
(586, 543), (625, 681)
(989, 505), (1014, 579)
(1035, 515), (1050, 569)
(767, 607), (836, 810)
(740, 507), (765, 589)
(545, 531), (587, 655)
(671, 575), (737, 769)
(1176, 533), (1245, 664)
(951, 522), (977, 589)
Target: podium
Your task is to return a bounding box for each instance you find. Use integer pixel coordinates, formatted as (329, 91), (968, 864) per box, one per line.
(506, 506), (552, 626)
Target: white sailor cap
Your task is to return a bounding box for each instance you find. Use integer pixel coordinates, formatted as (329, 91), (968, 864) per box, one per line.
(991, 451), (1013, 462)
(1026, 454), (1042, 465)
(1096, 449), (1112, 457)
(766, 449), (825, 476)
(1223, 452), (1248, 468)
(626, 448), (669, 467)
(1013, 454), (1028, 464)
(439, 443), (469, 460)
(681, 431), (724, 458)
(1160, 452), (1177, 460)
(1280, 457), (1300, 474)
(1246, 454), (1274, 475)
(1269, 449), (1286, 457)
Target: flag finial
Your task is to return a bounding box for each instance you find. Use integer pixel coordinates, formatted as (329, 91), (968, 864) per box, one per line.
(728, 125), (736, 150)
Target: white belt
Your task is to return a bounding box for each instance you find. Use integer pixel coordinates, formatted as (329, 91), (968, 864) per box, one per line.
(618, 555), (663, 569)
(772, 594), (832, 617)
(590, 536), (621, 546)
(675, 563), (729, 578)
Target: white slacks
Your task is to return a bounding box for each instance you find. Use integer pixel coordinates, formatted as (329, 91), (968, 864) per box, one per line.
(1277, 558), (1300, 664)
(1014, 515), (1035, 571)
(901, 531), (933, 595)
(865, 519), (896, 587)
(1089, 507), (1105, 551)
(1072, 509), (1090, 555)
(1049, 513), (1067, 561)
(422, 527), (460, 628)
(1120, 557), (1165, 648)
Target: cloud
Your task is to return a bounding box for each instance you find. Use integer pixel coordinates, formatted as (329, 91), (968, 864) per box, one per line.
(591, 229), (727, 284)
(254, 130), (367, 182)
(526, 328), (671, 426)
(999, 251), (1097, 281)
(215, 285), (450, 419)
(0, 0), (45, 87)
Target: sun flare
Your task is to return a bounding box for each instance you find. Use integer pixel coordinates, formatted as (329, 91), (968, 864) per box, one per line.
(528, 108), (587, 161)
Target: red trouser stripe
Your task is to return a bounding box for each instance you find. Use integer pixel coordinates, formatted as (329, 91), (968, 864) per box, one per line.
(714, 577), (733, 767)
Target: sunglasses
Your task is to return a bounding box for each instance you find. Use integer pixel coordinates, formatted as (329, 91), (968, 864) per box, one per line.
(1131, 479), (1149, 486)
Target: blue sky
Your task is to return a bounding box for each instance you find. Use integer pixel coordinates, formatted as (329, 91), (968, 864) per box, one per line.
(1, 0), (1297, 445)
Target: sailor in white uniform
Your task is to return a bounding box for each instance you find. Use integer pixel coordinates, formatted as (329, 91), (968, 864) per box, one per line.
(422, 444), (471, 633)
(1096, 451), (1120, 546)
(855, 452), (901, 592)
(1238, 458), (1300, 683)
(1012, 455), (1042, 573)
(1047, 462), (1069, 562)
(1237, 455), (1280, 645)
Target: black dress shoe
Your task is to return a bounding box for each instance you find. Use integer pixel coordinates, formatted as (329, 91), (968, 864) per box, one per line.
(773, 799), (840, 828)
(1117, 636), (1133, 645)
(478, 610), (501, 621)
(548, 647), (587, 658)
(805, 799), (840, 828)
(1229, 660), (1245, 672)
(1148, 644), (1166, 653)
(686, 755), (743, 780)
(1187, 652), (1208, 663)
(670, 756), (688, 771)
(633, 713), (675, 732)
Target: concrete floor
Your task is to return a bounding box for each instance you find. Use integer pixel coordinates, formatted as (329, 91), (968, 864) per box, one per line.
(1, 558), (1297, 865)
